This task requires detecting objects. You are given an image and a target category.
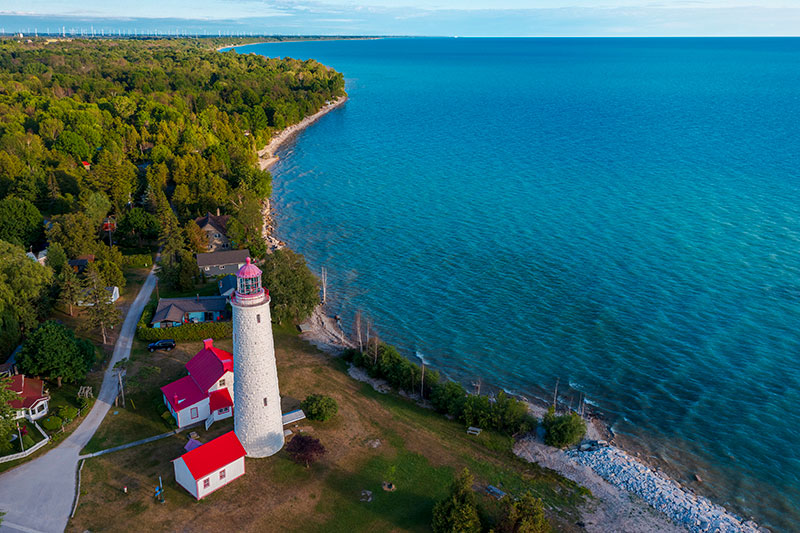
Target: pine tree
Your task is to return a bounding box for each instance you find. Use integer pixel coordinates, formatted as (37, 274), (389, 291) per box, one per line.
(81, 266), (121, 345)
(58, 267), (82, 317)
(431, 468), (481, 533)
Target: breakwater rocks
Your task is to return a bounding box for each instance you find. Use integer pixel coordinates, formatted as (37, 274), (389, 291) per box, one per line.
(567, 446), (765, 533)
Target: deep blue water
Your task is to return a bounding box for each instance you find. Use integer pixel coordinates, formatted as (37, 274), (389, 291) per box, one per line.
(233, 38), (800, 530)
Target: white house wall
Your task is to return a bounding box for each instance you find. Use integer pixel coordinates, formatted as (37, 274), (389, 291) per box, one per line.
(173, 458), (199, 500)
(196, 456), (245, 499)
(206, 371), (234, 395)
(177, 398), (210, 428)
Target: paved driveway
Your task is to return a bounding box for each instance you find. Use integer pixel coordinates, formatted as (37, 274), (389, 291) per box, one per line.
(0, 268), (157, 533)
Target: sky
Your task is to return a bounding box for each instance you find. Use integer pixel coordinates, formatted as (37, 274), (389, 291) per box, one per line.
(2, 0), (800, 36)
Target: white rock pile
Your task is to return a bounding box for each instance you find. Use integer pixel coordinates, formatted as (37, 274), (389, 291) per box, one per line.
(567, 446), (766, 532)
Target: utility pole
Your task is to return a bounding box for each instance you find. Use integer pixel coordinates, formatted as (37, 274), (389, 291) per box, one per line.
(117, 368), (126, 408)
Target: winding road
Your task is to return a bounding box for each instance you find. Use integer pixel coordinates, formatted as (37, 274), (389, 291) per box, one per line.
(0, 267), (157, 533)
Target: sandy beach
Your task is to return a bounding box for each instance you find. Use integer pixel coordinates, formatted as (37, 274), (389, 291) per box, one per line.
(258, 96), (348, 171)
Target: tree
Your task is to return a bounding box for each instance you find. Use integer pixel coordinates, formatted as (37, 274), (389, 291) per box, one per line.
(184, 220), (209, 253)
(496, 492), (549, 533)
(0, 377), (18, 452)
(0, 196), (43, 247)
(46, 212), (97, 258)
(542, 407), (586, 448)
(301, 394), (338, 421)
(80, 266), (122, 345)
(45, 242), (68, 275)
(118, 207), (159, 246)
(0, 240), (53, 332)
(16, 320), (95, 386)
(431, 468), (481, 533)
(58, 267), (82, 317)
(82, 191), (111, 226)
(260, 249), (318, 324)
(460, 395), (493, 429)
(286, 435), (326, 468)
(54, 130), (92, 162)
(431, 381), (467, 417)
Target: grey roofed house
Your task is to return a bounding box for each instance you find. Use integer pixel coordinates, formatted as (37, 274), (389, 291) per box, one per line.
(196, 249), (250, 277)
(218, 274), (237, 298)
(150, 296), (229, 328)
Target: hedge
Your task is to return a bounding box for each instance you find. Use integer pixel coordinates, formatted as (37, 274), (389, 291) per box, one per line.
(122, 254), (154, 268)
(136, 321), (233, 341)
(41, 416), (63, 432)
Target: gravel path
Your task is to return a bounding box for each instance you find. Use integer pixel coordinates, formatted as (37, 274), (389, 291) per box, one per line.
(0, 267), (157, 533)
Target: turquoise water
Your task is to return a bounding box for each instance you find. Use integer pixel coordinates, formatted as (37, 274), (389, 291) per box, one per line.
(234, 38), (800, 529)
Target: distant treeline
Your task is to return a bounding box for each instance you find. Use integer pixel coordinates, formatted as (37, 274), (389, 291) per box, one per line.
(0, 38), (345, 357)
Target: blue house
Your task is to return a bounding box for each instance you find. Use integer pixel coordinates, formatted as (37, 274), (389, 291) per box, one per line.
(150, 297), (229, 328)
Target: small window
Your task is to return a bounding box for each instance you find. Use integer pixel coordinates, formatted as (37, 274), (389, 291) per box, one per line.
(203, 478), (210, 489)
(257, 314), (261, 324)
(190, 407), (198, 419)
(263, 398), (268, 407)
(219, 469), (226, 480)
(219, 379), (226, 387)
(204, 267), (210, 271)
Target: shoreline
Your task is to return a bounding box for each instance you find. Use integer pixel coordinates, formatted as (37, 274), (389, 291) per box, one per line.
(243, 57), (767, 533)
(258, 96), (348, 171)
(217, 37), (383, 53)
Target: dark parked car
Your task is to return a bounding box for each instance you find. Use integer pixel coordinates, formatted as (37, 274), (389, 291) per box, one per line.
(148, 339), (176, 352)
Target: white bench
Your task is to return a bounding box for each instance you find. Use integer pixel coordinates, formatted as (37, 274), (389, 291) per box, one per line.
(467, 426), (482, 436)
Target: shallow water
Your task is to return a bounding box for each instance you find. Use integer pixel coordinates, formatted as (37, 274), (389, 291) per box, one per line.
(233, 38), (800, 530)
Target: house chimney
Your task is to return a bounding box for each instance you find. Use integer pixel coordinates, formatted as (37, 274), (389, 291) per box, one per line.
(173, 393), (178, 405)
(216, 207), (220, 217)
(203, 338), (214, 350)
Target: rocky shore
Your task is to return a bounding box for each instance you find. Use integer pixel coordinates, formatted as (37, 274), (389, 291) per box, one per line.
(567, 446), (765, 533)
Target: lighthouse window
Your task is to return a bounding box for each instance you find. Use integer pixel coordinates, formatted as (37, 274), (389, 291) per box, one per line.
(257, 314), (261, 323)
(263, 398), (268, 407)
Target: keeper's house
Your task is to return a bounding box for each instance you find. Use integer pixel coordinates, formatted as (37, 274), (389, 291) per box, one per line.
(172, 431), (246, 500)
(10, 374), (50, 421)
(150, 296), (228, 328)
(160, 339), (234, 428)
(196, 249), (250, 277)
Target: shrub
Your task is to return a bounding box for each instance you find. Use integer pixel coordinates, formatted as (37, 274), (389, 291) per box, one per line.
(57, 405), (79, 422)
(301, 394), (338, 421)
(460, 395), (493, 429)
(136, 321), (233, 341)
(542, 407), (586, 448)
(286, 435), (326, 467)
(41, 416), (63, 432)
(431, 381), (467, 416)
(19, 434), (35, 451)
(491, 391), (536, 435)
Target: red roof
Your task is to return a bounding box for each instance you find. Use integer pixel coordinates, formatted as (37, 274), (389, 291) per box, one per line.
(178, 431), (246, 480)
(236, 257), (262, 279)
(209, 388), (233, 411)
(185, 339), (233, 393)
(9, 375), (48, 410)
(160, 375), (206, 412)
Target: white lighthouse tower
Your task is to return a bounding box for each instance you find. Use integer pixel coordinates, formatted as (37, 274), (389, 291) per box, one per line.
(231, 257), (284, 457)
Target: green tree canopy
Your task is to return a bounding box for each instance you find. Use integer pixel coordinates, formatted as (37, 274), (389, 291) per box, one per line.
(0, 377), (19, 452)
(16, 320), (95, 386)
(542, 407), (586, 448)
(0, 240), (53, 333)
(260, 249), (318, 324)
(496, 492), (549, 533)
(46, 212), (97, 258)
(0, 196), (43, 247)
(431, 468), (481, 533)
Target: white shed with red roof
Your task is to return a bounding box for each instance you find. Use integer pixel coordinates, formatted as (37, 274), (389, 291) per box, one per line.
(172, 431), (246, 499)
(160, 339), (235, 428)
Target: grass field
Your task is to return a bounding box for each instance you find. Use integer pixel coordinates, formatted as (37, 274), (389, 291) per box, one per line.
(69, 324), (587, 532)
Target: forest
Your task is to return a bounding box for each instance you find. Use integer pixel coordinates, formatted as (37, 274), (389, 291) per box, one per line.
(0, 37), (346, 360)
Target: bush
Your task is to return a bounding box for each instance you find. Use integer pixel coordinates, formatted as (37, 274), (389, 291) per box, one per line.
(136, 321), (233, 341)
(121, 254), (153, 268)
(460, 395), (493, 429)
(286, 435), (326, 467)
(542, 407), (586, 448)
(431, 381), (467, 416)
(350, 342), (439, 397)
(57, 405), (79, 422)
(41, 416), (63, 432)
(19, 434), (35, 451)
(301, 394), (338, 421)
